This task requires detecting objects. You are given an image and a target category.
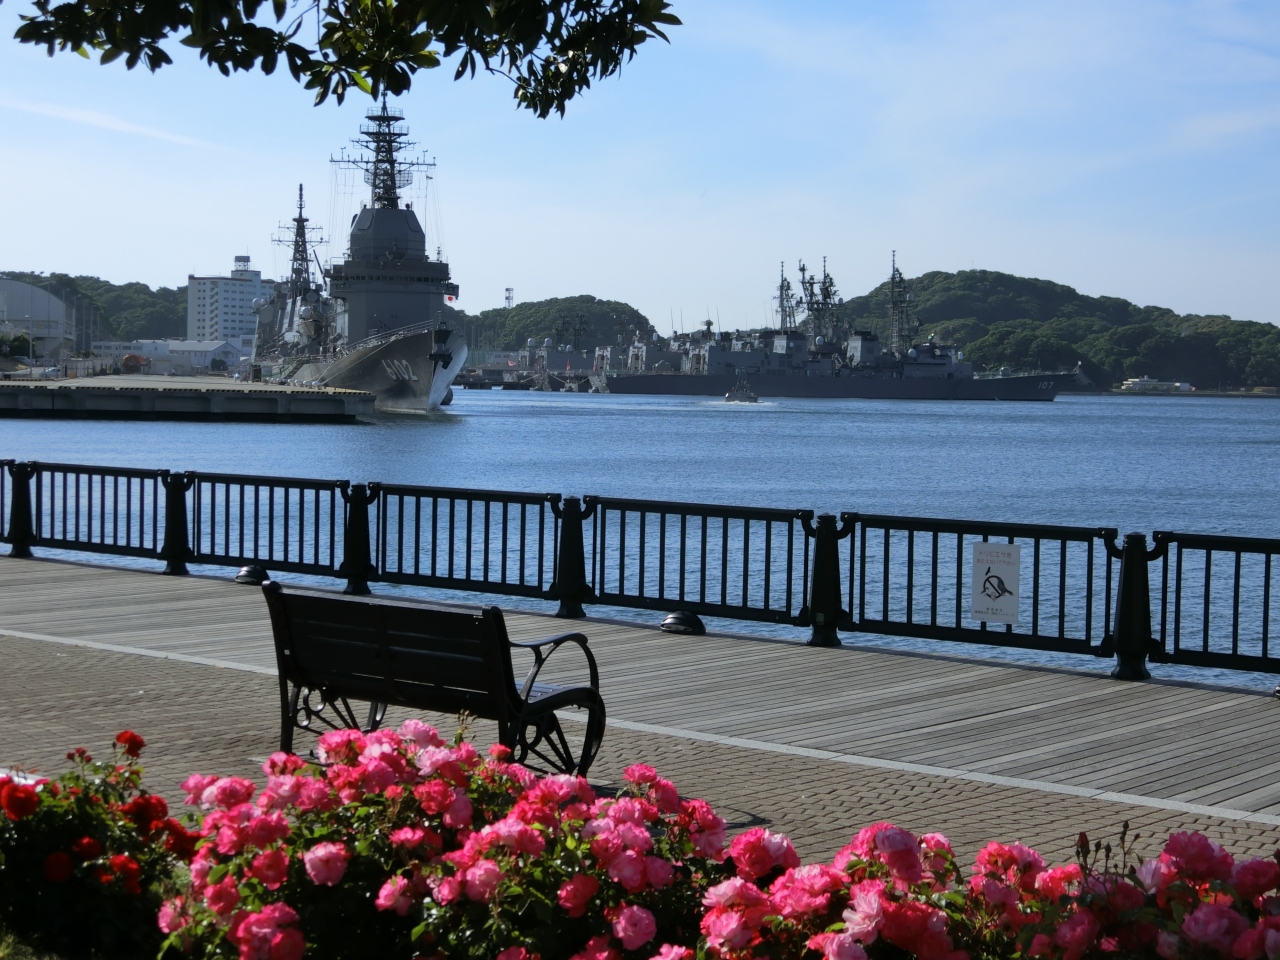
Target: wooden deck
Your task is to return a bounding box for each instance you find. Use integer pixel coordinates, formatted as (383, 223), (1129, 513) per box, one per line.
(3, 555), (1279, 822)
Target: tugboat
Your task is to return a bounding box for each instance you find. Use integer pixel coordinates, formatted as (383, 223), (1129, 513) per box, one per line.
(252, 97), (466, 412)
(724, 371), (758, 403)
(602, 255), (1065, 401)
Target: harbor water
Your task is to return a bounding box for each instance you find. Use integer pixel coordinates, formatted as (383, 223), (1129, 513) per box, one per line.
(3, 392), (1277, 690)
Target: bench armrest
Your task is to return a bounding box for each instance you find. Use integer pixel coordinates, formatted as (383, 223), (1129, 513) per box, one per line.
(511, 632), (599, 700)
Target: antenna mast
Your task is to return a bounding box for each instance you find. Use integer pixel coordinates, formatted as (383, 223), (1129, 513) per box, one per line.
(273, 184), (324, 298)
(332, 93), (434, 213)
(774, 262), (797, 332)
(888, 250), (914, 355)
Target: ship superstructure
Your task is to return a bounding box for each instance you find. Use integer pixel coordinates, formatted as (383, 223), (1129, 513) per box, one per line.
(599, 256), (1064, 401)
(252, 97), (466, 412)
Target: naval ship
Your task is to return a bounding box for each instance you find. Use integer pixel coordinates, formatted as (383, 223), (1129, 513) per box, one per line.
(252, 98), (466, 412)
(601, 256), (1065, 401)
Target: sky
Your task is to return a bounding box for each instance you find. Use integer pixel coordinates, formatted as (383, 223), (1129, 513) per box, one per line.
(1, 0), (1278, 328)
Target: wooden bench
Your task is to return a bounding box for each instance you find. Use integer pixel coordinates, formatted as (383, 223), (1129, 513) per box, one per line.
(261, 582), (606, 775)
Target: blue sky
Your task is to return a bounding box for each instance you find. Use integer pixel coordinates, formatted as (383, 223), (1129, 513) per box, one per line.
(1, 0), (1278, 327)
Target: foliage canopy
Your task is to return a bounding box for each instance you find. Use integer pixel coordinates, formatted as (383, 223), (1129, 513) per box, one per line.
(9, 0), (680, 114)
(450, 293), (653, 353)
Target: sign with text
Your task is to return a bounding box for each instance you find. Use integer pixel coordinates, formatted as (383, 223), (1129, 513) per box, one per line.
(971, 542), (1021, 624)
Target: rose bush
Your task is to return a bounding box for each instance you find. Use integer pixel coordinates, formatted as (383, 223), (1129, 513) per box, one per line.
(0, 732), (198, 959)
(8, 724), (1280, 960)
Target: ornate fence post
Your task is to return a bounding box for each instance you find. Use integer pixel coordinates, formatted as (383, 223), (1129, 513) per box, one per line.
(159, 470), (195, 576)
(5, 461), (35, 559)
(550, 495), (596, 619)
(339, 482), (379, 595)
(1102, 531), (1161, 680)
(800, 512), (855, 647)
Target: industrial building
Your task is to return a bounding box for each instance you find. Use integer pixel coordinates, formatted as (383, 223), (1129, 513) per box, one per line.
(187, 256), (275, 342)
(0, 277), (75, 361)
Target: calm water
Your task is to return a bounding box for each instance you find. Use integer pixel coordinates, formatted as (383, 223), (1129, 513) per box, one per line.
(3, 392), (1277, 689)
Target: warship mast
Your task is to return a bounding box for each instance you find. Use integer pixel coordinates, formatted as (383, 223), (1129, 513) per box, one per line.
(888, 251), (914, 356)
(774, 262), (797, 332)
(335, 93), (434, 215)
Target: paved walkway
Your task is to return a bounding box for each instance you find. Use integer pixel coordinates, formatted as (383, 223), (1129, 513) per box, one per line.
(4, 556), (1280, 865)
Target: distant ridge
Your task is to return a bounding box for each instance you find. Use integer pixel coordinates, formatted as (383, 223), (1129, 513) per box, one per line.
(833, 269), (1278, 390)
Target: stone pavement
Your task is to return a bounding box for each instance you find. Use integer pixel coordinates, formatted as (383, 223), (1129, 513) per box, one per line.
(5, 632), (1280, 866)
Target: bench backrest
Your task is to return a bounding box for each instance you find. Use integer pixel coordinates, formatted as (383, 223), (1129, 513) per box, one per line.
(262, 583), (520, 722)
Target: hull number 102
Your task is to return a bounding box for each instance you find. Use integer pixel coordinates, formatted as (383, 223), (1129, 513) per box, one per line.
(383, 359), (419, 382)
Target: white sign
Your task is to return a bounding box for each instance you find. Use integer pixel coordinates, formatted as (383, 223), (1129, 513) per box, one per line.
(971, 542), (1021, 624)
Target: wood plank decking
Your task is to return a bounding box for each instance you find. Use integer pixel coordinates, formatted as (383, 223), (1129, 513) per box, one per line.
(2, 555), (1279, 821)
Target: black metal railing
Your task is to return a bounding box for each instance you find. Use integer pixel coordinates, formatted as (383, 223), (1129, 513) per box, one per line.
(585, 496), (811, 625)
(375, 484), (560, 600)
(5, 457), (1280, 683)
(1152, 531), (1280, 674)
(842, 514), (1118, 656)
(190, 472), (347, 578)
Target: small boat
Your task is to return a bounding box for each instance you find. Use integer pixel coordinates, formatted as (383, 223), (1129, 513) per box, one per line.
(724, 372), (758, 403)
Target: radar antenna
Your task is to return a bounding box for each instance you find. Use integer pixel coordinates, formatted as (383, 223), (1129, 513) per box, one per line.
(332, 93), (434, 211)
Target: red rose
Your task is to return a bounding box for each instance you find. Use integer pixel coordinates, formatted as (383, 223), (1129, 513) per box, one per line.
(1, 783), (39, 821)
(162, 819), (199, 861)
(121, 794), (169, 836)
(44, 852), (74, 882)
(72, 836), (104, 860)
(109, 854), (143, 895)
(115, 731), (146, 759)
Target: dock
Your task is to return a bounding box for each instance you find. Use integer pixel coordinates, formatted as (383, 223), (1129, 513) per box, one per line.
(0, 375), (375, 421)
(4, 554), (1280, 863)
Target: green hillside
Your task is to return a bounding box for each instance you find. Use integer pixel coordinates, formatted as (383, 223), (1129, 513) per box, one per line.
(1, 271), (187, 343)
(834, 270), (1280, 389)
(448, 295), (654, 354)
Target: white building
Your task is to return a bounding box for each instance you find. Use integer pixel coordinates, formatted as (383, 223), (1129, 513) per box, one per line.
(0, 277), (75, 361)
(90, 339), (244, 375)
(187, 256), (275, 342)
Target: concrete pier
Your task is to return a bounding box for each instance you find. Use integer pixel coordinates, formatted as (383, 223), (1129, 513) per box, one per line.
(0, 375), (375, 422)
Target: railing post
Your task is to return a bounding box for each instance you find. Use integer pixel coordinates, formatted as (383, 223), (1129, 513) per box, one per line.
(550, 495), (595, 619)
(801, 512), (854, 647)
(1103, 531), (1158, 681)
(159, 470), (195, 576)
(339, 482), (378, 595)
(5, 461), (35, 559)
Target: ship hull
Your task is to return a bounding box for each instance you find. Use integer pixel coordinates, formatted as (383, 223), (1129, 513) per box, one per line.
(605, 371), (1063, 401)
(308, 329), (467, 413)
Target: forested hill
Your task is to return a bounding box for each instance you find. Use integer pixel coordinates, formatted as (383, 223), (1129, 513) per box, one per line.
(1, 271), (187, 342)
(835, 269), (1280, 389)
(447, 295), (654, 353)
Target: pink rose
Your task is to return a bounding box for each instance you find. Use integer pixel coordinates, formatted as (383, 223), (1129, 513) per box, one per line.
(649, 947), (694, 960)
(1181, 902), (1249, 955)
(624, 764), (659, 784)
(180, 774), (219, 807)
(315, 729), (366, 764)
(303, 842), (349, 886)
(211, 777), (256, 810)
(204, 876), (240, 915)
(770, 864), (848, 918)
(158, 897), (187, 934)
(1155, 930), (1181, 959)
(375, 875), (415, 916)
(612, 904), (658, 950)
(1236, 859), (1280, 900)
(842, 879), (886, 942)
(807, 932), (869, 960)
(702, 908), (756, 951)
(607, 849), (647, 892)
(248, 848), (290, 890)
(246, 812), (291, 848)
(464, 859), (503, 902)
(559, 874), (599, 917)
(400, 719), (444, 749)
(432, 874), (463, 904)
(495, 949), (527, 960)
(1163, 831), (1235, 883)
(1035, 864), (1083, 900)
(569, 935), (620, 960)
(1053, 911), (1101, 960)
(645, 856), (675, 889)
(874, 826), (923, 885)
(729, 827), (801, 881)
(444, 788), (473, 829)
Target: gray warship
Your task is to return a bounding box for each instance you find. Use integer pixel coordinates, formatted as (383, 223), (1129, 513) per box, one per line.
(252, 98), (466, 412)
(600, 256), (1065, 401)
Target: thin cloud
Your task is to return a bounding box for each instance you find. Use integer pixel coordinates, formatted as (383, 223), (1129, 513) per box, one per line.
(0, 95), (213, 148)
